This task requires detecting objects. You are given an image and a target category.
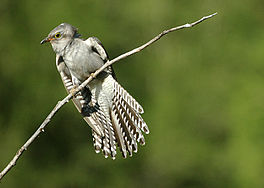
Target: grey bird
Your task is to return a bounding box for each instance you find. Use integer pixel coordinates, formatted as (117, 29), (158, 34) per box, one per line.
(41, 23), (149, 159)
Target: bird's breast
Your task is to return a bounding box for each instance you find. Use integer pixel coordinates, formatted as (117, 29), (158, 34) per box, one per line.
(64, 47), (104, 81)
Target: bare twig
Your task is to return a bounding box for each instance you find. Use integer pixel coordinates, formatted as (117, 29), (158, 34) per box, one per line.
(0, 12), (217, 180)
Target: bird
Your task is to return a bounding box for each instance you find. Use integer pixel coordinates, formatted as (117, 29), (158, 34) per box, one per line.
(40, 23), (149, 159)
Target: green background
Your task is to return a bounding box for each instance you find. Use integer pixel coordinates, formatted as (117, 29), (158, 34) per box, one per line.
(1, 0), (264, 187)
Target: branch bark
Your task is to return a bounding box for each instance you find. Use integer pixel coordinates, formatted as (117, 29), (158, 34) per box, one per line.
(0, 12), (217, 180)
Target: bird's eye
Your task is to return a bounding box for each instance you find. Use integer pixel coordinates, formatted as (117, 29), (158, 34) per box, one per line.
(54, 32), (62, 39)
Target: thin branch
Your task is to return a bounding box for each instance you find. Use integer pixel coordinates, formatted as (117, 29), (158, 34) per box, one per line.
(0, 12), (217, 180)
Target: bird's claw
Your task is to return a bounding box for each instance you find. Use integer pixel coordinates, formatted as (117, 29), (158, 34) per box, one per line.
(90, 73), (95, 78)
(70, 85), (78, 96)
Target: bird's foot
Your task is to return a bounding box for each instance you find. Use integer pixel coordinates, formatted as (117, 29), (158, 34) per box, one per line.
(90, 72), (95, 78)
(70, 85), (78, 96)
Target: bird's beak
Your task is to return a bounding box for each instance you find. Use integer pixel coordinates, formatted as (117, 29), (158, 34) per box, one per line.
(40, 37), (54, 45)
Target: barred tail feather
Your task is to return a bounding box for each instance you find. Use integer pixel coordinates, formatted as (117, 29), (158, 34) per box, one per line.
(112, 103), (138, 153)
(91, 97), (117, 159)
(92, 130), (102, 153)
(107, 77), (149, 158)
(113, 81), (149, 135)
(113, 80), (144, 114)
(110, 110), (128, 158)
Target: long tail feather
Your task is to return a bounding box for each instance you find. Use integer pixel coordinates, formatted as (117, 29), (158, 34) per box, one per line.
(89, 75), (149, 159)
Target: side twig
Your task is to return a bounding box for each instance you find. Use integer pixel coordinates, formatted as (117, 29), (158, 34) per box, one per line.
(0, 12), (217, 180)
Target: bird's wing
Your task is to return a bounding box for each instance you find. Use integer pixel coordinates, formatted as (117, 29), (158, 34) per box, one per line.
(85, 37), (108, 61)
(85, 37), (116, 79)
(55, 55), (104, 136)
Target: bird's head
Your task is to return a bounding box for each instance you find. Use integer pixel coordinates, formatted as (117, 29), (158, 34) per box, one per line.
(40, 23), (81, 54)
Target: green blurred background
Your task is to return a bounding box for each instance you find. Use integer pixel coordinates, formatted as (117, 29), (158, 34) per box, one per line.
(1, 0), (264, 187)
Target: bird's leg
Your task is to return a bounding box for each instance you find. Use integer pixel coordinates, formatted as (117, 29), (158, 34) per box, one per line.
(69, 85), (78, 96)
(70, 75), (81, 96)
(90, 72), (95, 78)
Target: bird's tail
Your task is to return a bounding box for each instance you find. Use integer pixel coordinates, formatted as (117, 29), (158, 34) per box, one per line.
(92, 75), (149, 159)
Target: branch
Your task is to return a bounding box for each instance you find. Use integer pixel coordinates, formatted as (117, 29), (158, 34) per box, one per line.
(0, 12), (217, 180)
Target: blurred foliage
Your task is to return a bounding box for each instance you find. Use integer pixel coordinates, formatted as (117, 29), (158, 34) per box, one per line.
(1, 0), (264, 187)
